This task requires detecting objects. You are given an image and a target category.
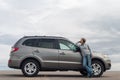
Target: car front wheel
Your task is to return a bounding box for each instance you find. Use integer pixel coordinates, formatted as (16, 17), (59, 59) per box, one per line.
(92, 60), (104, 77)
(80, 60), (104, 77)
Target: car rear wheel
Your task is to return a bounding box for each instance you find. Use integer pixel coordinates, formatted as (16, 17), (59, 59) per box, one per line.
(21, 59), (40, 77)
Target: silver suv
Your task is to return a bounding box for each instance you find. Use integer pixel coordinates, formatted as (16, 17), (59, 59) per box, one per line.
(8, 36), (111, 77)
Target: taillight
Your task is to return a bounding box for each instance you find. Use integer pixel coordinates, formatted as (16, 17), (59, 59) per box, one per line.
(11, 47), (19, 53)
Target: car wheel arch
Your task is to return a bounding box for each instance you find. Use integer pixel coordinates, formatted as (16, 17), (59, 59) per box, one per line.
(92, 58), (106, 71)
(20, 57), (41, 70)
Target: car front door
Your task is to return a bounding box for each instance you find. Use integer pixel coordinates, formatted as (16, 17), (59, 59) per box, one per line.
(58, 39), (82, 70)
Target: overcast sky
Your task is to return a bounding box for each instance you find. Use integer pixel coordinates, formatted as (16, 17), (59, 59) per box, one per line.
(0, 0), (120, 70)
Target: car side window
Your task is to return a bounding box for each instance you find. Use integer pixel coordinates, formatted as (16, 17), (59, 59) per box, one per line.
(59, 43), (71, 50)
(58, 39), (77, 51)
(22, 39), (39, 47)
(39, 39), (56, 49)
(22, 39), (57, 49)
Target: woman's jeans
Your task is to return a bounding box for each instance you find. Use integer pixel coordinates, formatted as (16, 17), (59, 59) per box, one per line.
(83, 54), (93, 76)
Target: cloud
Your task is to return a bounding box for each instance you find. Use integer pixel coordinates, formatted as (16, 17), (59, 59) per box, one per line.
(0, 44), (11, 64)
(111, 63), (120, 71)
(109, 54), (120, 63)
(0, 0), (11, 10)
(0, 34), (20, 45)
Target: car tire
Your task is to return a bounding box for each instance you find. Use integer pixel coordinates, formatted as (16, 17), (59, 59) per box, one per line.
(21, 59), (40, 77)
(92, 60), (104, 77)
(80, 60), (104, 77)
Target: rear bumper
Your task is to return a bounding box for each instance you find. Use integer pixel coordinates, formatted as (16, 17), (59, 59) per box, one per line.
(8, 59), (21, 69)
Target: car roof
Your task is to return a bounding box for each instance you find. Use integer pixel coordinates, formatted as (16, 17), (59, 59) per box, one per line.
(23, 36), (68, 40)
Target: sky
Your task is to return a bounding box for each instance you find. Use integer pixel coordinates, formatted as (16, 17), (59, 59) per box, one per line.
(0, 0), (120, 71)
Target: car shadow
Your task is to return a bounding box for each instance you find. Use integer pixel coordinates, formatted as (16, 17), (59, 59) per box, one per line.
(0, 74), (81, 77)
(0, 74), (110, 78)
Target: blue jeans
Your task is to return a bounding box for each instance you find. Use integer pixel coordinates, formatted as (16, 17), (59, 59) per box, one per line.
(83, 54), (93, 76)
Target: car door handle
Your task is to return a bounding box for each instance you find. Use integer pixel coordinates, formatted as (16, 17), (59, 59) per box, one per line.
(60, 52), (65, 55)
(33, 50), (40, 53)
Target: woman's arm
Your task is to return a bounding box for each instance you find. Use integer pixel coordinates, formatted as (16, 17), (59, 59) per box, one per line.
(87, 45), (93, 57)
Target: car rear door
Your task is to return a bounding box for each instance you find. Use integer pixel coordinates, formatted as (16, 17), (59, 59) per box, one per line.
(57, 39), (82, 70)
(33, 39), (59, 69)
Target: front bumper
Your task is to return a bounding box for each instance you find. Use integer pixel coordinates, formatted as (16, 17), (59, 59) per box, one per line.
(105, 60), (111, 70)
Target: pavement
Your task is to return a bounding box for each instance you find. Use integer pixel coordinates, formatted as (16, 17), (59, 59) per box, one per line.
(0, 70), (120, 80)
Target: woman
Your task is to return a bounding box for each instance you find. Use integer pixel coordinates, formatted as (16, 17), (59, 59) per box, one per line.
(77, 38), (93, 77)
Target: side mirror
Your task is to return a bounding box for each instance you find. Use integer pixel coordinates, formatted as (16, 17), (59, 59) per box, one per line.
(76, 47), (80, 52)
(73, 46), (80, 52)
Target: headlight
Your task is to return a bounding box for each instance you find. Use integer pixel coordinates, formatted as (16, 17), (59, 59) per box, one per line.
(103, 54), (109, 58)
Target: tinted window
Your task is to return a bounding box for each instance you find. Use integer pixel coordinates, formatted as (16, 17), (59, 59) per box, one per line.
(22, 39), (39, 47)
(58, 40), (77, 51)
(22, 38), (56, 49)
(40, 39), (56, 49)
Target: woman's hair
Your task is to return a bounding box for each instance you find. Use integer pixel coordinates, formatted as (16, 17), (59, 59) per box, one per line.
(81, 38), (86, 43)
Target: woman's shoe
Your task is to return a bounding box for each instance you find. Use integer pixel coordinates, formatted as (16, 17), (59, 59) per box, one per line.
(87, 74), (92, 78)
